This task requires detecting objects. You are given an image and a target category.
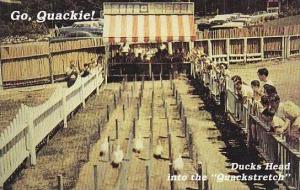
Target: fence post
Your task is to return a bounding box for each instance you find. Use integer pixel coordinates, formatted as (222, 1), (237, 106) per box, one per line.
(26, 108), (37, 165)
(226, 38), (230, 64)
(260, 37), (264, 60)
(207, 39), (212, 58)
(81, 77), (86, 108)
(281, 36), (285, 59)
(244, 37), (247, 63)
(286, 36), (290, 58)
(61, 89), (68, 128)
(48, 52), (54, 84)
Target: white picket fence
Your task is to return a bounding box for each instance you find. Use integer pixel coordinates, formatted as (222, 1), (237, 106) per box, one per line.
(0, 66), (104, 187)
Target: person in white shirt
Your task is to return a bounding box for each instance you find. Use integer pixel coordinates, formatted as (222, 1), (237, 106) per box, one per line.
(257, 68), (273, 87)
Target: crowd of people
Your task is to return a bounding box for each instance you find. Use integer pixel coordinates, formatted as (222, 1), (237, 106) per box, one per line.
(110, 43), (190, 64)
(65, 55), (104, 87)
(190, 47), (300, 142)
(232, 68), (300, 141)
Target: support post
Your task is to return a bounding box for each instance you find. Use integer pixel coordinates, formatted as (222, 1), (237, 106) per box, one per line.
(286, 36), (291, 58)
(0, 49), (3, 90)
(105, 45), (109, 84)
(204, 179), (209, 190)
(207, 39), (212, 58)
(244, 38), (247, 63)
(27, 110), (37, 165)
(62, 89), (68, 128)
(260, 37), (264, 61)
(113, 94), (117, 108)
(282, 36), (285, 58)
(226, 38), (230, 64)
(49, 53), (54, 84)
(108, 136), (111, 161)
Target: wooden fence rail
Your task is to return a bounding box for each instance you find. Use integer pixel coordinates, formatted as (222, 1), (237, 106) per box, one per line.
(0, 38), (104, 89)
(0, 66), (104, 187)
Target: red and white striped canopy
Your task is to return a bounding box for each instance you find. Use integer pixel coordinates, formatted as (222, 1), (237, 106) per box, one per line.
(103, 15), (196, 44)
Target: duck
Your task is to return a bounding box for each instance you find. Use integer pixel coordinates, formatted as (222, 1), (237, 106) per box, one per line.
(100, 137), (109, 156)
(112, 145), (124, 168)
(133, 134), (144, 153)
(173, 154), (184, 173)
(153, 139), (163, 159)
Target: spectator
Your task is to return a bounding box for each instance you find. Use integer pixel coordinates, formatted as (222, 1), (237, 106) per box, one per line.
(251, 80), (261, 101)
(257, 68), (273, 86)
(262, 108), (289, 136)
(263, 84), (277, 97)
(66, 62), (79, 87)
(81, 63), (91, 77)
(279, 101), (300, 122)
(235, 82), (253, 104)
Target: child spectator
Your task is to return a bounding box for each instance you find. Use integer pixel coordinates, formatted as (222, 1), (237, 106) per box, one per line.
(257, 68), (273, 87)
(251, 80), (261, 101)
(66, 62), (79, 87)
(81, 63), (91, 77)
(263, 84), (277, 97)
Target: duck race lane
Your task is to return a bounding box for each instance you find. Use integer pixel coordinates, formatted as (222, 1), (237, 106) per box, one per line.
(75, 78), (249, 190)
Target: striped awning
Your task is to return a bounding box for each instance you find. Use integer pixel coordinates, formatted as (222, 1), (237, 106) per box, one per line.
(103, 15), (196, 44)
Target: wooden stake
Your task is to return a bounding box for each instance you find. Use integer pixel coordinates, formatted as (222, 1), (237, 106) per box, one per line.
(106, 105), (110, 121)
(113, 94), (117, 108)
(108, 136), (111, 161)
(57, 175), (64, 190)
(169, 163), (175, 190)
(146, 165), (150, 190)
(133, 118), (136, 138)
(168, 132), (173, 162)
(123, 104), (125, 121)
(197, 162), (203, 190)
(98, 122), (101, 139)
(115, 119), (119, 139)
(150, 117), (153, 139)
(189, 132), (193, 159)
(94, 165), (99, 190)
(184, 116), (187, 138)
(137, 103), (140, 120)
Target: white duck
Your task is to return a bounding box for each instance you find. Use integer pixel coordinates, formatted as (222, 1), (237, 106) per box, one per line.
(100, 137), (109, 156)
(133, 134), (144, 153)
(173, 154), (184, 173)
(112, 145), (124, 167)
(153, 139), (163, 158)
